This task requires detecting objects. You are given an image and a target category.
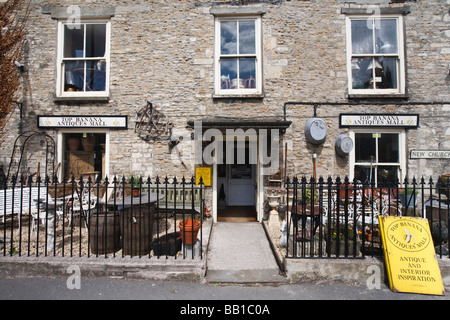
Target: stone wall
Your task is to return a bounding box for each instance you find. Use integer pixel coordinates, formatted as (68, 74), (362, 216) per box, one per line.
(0, 0), (448, 181)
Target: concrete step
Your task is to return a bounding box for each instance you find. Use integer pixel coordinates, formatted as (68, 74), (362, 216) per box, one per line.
(206, 222), (288, 284)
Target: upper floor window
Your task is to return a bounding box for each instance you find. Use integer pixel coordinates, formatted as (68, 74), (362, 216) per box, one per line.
(56, 20), (110, 98)
(214, 16), (262, 97)
(346, 15), (405, 96)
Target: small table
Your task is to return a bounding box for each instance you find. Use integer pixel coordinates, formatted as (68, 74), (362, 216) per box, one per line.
(106, 192), (164, 209)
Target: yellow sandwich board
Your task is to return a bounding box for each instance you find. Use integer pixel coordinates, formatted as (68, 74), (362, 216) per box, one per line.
(195, 167), (211, 187)
(378, 216), (444, 295)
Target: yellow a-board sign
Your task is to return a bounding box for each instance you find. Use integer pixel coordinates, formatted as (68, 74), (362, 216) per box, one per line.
(195, 167), (211, 187)
(379, 216), (445, 295)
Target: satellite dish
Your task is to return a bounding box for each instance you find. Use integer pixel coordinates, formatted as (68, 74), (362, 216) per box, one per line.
(335, 134), (353, 157)
(305, 118), (327, 145)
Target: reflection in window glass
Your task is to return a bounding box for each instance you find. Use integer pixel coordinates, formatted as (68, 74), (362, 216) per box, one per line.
(221, 21), (237, 55)
(351, 20), (373, 54)
(375, 19), (397, 54)
(239, 21), (255, 54)
(239, 58), (256, 88)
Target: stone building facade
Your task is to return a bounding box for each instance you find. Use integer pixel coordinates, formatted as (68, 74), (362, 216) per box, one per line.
(0, 0), (449, 222)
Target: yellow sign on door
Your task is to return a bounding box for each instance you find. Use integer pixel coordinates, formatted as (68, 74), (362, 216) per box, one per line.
(195, 167), (211, 187)
(379, 216), (445, 295)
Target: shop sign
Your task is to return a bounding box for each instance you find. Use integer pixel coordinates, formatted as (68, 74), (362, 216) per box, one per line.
(195, 167), (211, 187)
(379, 216), (444, 295)
(339, 114), (419, 128)
(38, 116), (128, 129)
(410, 150), (450, 159)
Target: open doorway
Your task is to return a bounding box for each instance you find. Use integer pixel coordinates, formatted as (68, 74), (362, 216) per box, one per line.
(61, 132), (106, 180)
(217, 142), (257, 222)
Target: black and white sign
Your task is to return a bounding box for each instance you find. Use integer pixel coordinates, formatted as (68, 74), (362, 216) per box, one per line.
(340, 114), (419, 128)
(410, 150), (450, 159)
(38, 116), (128, 129)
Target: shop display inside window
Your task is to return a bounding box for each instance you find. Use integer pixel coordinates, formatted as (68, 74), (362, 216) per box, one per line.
(353, 132), (401, 185)
(63, 133), (106, 179)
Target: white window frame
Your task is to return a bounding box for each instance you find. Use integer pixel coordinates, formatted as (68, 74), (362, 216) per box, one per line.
(349, 128), (406, 185)
(346, 15), (405, 96)
(214, 16), (262, 97)
(56, 19), (111, 98)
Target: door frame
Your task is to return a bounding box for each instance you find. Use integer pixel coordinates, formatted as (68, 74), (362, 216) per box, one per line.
(211, 132), (264, 223)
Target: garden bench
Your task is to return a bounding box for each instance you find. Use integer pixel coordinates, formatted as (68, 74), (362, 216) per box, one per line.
(148, 184), (203, 215)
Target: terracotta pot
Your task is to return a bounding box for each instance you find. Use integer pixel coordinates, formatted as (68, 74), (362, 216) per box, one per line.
(179, 219), (201, 245)
(67, 138), (80, 152)
(81, 136), (95, 151)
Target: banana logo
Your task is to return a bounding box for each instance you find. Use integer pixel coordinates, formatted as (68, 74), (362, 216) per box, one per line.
(403, 228), (416, 244)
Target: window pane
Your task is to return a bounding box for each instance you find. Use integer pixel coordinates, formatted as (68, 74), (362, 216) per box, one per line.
(354, 165), (375, 184)
(239, 58), (256, 89)
(375, 19), (397, 54)
(352, 58), (374, 89)
(221, 21), (237, 55)
(377, 166), (398, 184)
(220, 58), (237, 90)
(355, 133), (376, 162)
(378, 133), (399, 163)
(375, 57), (397, 89)
(85, 60), (106, 91)
(239, 21), (255, 54)
(64, 61), (84, 91)
(86, 24), (106, 58)
(64, 25), (84, 58)
(351, 20), (373, 54)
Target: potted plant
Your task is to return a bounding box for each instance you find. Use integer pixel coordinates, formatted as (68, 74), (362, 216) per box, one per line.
(326, 224), (361, 256)
(128, 176), (142, 197)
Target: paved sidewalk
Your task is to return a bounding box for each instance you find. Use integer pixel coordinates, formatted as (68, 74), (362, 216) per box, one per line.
(206, 222), (287, 283)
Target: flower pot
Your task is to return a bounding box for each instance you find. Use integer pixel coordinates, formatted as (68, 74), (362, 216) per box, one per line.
(132, 188), (140, 197)
(67, 138), (80, 152)
(179, 219), (201, 245)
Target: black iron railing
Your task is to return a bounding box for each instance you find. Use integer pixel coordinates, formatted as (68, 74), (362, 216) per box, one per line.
(283, 176), (450, 259)
(0, 175), (204, 259)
